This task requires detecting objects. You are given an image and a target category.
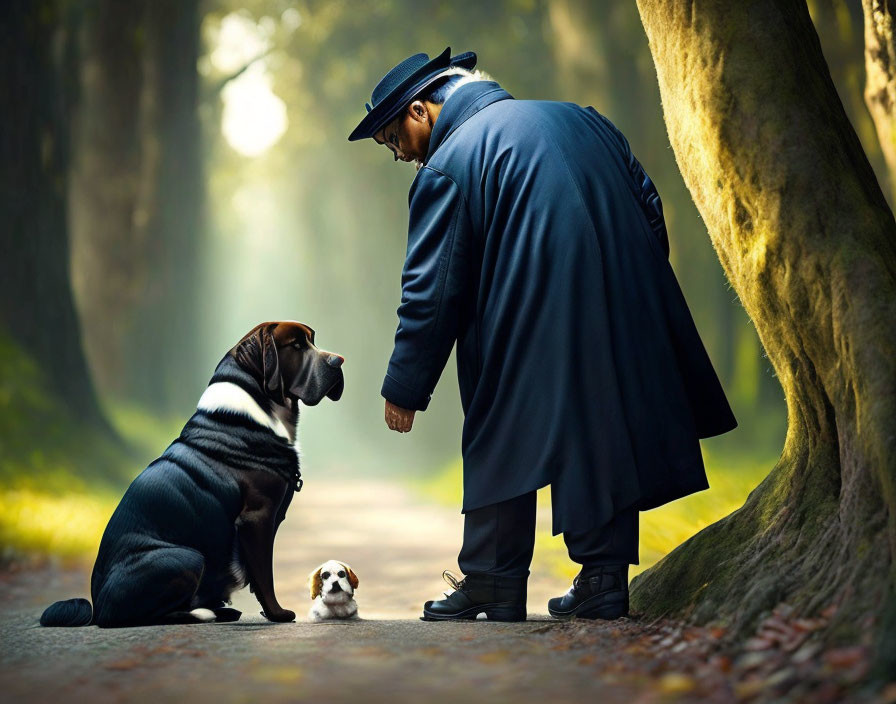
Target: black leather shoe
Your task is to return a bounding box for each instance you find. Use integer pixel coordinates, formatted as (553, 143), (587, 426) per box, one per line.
(547, 564), (629, 620)
(422, 570), (527, 622)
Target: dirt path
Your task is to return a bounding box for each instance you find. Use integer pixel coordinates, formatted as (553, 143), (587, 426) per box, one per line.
(269, 476), (564, 619)
(0, 479), (886, 703)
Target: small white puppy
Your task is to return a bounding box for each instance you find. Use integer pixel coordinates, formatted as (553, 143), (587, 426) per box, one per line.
(307, 560), (359, 622)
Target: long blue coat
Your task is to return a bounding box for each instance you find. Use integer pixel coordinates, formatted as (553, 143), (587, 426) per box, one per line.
(381, 81), (737, 535)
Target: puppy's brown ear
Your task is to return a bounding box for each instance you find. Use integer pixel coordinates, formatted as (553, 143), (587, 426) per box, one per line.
(341, 563), (359, 590)
(308, 567), (323, 600)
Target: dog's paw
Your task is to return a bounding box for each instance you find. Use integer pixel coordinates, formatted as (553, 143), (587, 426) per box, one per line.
(189, 608), (216, 622)
(261, 608), (295, 623)
(212, 607), (242, 623)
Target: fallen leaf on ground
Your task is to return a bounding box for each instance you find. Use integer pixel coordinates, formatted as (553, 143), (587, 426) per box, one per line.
(104, 659), (140, 671)
(708, 655), (732, 673)
(823, 646), (865, 668)
(658, 672), (696, 694)
(478, 650), (511, 664)
(252, 666), (303, 684)
(744, 637), (776, 651)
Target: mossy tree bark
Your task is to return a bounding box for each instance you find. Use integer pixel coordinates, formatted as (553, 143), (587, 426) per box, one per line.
(632, 0), (896, 673)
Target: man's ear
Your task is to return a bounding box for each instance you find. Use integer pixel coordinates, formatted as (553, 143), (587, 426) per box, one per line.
(408, 100), (428, 123)
(341, 562), (359, 590)
(308, 567), (323, 600)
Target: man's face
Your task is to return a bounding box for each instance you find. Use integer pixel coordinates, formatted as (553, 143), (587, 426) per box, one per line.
(374, 100), (438, 169)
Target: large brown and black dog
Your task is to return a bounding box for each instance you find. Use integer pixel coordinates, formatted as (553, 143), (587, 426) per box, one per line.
(40, 321), (344, 627)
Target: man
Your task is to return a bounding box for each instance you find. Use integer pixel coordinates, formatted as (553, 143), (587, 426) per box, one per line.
(348, 48), (737, 622)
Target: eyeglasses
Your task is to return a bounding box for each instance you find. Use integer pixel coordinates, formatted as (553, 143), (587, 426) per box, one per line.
(376, 115), (405, 162)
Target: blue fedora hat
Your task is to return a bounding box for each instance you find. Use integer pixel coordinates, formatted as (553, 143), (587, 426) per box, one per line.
(348, 47), (477, 142)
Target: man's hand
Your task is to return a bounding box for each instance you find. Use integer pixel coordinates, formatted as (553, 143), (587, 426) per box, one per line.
(385, 400), (416, 433)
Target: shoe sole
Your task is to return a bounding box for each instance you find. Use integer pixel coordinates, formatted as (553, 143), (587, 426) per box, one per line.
(548, 594), (629, 621)
(421, 602), (526, 622)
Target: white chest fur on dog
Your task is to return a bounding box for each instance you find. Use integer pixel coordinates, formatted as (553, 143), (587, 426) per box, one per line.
(307, 560), (359, 622)
(197, 381), (300, 603)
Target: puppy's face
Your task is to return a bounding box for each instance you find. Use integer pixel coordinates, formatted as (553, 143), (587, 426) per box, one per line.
(309, 560), (359, 605)
(232, 321), (344, 407)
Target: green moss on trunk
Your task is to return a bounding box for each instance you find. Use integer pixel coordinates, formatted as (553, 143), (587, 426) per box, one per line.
(633, 0), (896, 680)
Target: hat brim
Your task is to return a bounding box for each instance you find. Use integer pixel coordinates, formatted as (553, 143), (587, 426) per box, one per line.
(348, 49), (477, 142)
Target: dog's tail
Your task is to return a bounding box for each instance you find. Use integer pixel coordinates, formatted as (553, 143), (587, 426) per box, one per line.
(40, 598), (93, 627)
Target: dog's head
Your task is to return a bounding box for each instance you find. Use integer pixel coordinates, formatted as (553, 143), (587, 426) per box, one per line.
(308, 560), (359, 605)
(230, 321), (344, 408)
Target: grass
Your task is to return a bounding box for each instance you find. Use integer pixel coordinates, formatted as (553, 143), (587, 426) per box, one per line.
(416, 447), (776, 580)
(0, 339), (129, 491)
(0, 488), (117, 564)
(0, 333), (182, 565)
(0, 401), (182, 565)
(0, 404), (181, 565)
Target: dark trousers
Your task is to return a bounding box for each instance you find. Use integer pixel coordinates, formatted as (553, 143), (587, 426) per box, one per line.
(458, 491), (639, 578)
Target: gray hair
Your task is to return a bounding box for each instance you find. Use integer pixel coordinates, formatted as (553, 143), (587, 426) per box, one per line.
(415, 67), (488, 106)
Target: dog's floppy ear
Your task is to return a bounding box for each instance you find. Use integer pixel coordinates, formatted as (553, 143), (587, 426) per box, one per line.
(340, 562), (359, 590)
(308, 566), (323, 600)
(260, 324), (284, 403)
(234, 322), (285, 404)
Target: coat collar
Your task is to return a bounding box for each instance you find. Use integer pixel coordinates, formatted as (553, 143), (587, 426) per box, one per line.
(424, 80), (513, 164)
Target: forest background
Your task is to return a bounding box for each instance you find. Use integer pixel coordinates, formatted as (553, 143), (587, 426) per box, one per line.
(0, 0), (882, 578)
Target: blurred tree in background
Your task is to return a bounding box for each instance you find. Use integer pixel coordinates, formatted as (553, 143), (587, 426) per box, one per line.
(0, 0), (108, 432)
(2, 0), (892, 568)
(70, 0), (205, 414)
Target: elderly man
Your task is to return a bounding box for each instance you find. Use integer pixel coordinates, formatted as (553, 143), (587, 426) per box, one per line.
(348, 48), (737, 622)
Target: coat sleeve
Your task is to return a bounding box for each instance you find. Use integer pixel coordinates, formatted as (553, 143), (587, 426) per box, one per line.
(589, 108), (670, 259)
(381, 167), (471, 412)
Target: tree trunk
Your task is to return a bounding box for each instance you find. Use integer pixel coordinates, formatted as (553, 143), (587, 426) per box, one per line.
(632, 0), (896, 674)
(69, 0), (146, 399)
(863, 0), (896, 203)
(0, 0), (110, 431)
(124, 0), (204, 413)
(805, 0), (893, 209)
(69, 0), (204, 414)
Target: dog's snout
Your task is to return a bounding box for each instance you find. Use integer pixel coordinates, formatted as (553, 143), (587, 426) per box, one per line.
(329, 582), (342, 592)
(326, 353), (344, 368)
